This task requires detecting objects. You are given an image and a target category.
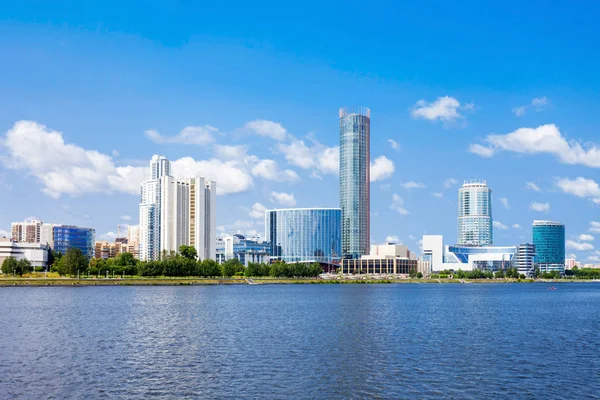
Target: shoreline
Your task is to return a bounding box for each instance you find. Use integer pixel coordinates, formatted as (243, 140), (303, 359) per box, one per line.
(0, 277), (598, 286)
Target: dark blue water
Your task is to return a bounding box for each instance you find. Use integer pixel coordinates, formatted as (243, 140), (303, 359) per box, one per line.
(1, 283), (599, 399)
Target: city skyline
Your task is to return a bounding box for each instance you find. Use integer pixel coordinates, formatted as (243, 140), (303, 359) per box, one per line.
(1, 3), (600, 263)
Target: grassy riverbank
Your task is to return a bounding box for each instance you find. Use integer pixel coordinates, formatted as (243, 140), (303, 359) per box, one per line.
(0, 275), (597, 286)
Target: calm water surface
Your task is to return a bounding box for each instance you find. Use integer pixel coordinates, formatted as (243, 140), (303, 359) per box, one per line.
(1, 283), (599, 399)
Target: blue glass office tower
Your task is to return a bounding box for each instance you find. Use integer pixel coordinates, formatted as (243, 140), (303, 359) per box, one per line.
(458, 180), (493, 246)
(532, 220), (565, 267)
(265, 208), (341, 263)
(52, 225), (95, 259)
(339, 107), (370, 259)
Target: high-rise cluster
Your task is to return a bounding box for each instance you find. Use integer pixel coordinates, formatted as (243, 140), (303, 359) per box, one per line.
(139, 155), (216, 261)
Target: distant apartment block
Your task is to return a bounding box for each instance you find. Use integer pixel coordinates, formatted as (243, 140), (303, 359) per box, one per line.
(10, 220), (95, 259)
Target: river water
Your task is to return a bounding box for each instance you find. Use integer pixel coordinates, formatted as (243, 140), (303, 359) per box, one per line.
(1, 283), (598, 399)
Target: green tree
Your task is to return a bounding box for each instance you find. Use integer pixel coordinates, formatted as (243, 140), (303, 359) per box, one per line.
(179, 245), (198, 261)
(59, 248), (88, 276)
(221, 258), (244, 277)
(1, 257), (18, 275)
(409, 268), (418, 278)
(17, 259), (33, 275)
(416, 272), (423, 279)
(495, 270), (505, 279)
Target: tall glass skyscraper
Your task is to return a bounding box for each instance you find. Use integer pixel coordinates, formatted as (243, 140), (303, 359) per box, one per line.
(339, 107), (370, 259)
(532, 220), (565, 268)
(457, 180), (493, 246)
(265, 208), (341, 263)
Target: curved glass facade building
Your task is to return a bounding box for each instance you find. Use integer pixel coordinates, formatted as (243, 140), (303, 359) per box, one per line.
(265, 208), (341, 263)
(532, 220), (565, 267)
(457, 180), (493, 246)
(52, 225), (95, 259)
(339, 107), (370, 259)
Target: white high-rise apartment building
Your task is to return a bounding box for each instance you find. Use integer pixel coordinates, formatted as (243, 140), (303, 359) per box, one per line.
(139, 155), (216, 261)
(127, 225), (140, 245)
(457, 180), (492, 246)
(11, 220), (43, 243)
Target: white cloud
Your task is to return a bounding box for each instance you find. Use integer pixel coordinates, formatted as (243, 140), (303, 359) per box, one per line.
(390, 194), (409, 215)
(385, 235), (401, 244)
(493, 221), (509, 230)
(566, 240), (594, 251)
(270, 191), (296, 207)
(526, 182), (541, 192)
(513, 106), (527, 117)
(443, 178), (457, 188)
(387, 139), (400, 151)
(99, 231), (117, 241)
(144, 126), (216, 145)
(121, 215), (132, 221)
(512, 224), (521, 229)
(579, 234), (595, 242)
(469, 124), (600, 168)
(556, 177), (600, 203)
(370, 156), (395, 182)
(590, 222), (600, 234)
(1, 120), (148, 198)
(249, 202), (267, 219)
(245, 120), (288, 141)
(530, 202), (550, 212)
(278, 139), (339, 176)
(214, 144), (248, 160)
(171, 157), (253, 195)
(401, 181), (425, 190)
(468, 143), (495, 158)
(251, 159), (300, 182)
(499, 197), (509, 209)
(411, 96), (467, 123)
(432, 192), (443, 198)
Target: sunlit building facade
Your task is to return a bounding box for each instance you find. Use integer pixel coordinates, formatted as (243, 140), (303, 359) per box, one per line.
(457, 180), (493, 246)
(339, 107), (370, 259)
(265, 208), (341, 263)
(52, 225), (95, 259)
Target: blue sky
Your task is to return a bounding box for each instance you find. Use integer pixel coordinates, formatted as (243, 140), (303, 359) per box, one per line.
(1, 1), (600, 262)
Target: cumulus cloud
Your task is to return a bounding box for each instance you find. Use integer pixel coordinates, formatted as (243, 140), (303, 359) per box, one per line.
(1, 120), (148, 198)
(370, 156), (395, 182)
(270, 191), (296, 207)
(566, 240), (594, 251)
(411, 96), (469, 124)
(555, 177), (600, 203)
(278, 139), (339, 176)
(387, 139), (400, 151)
(443, 178), (457, 188)
(579, 234), (595, 242)
(245, 120), (288, 141)
(499, 197), (509, 209)
(401, 181), (425, 190)
(468, 124), (600, 168)
(385, 235), (401, 244)
(390, 194), (409, 215)
(214, 144), (248, 160)
(590, 221), (600, 234)
(493, 221), (509, 230)
(249, 202), (267, 219)
(145, 126), (216, 145)
(526, 182), (541, 192)
(530, 202), (550, 212)
(251, 159), (300, 182)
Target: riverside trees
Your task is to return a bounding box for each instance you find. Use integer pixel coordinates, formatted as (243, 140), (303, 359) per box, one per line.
(1, 257), (33, 276)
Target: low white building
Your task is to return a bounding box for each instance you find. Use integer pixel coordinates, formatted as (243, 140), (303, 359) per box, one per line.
(422, 235), (515, 272)
(0, 238), (49, 269)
